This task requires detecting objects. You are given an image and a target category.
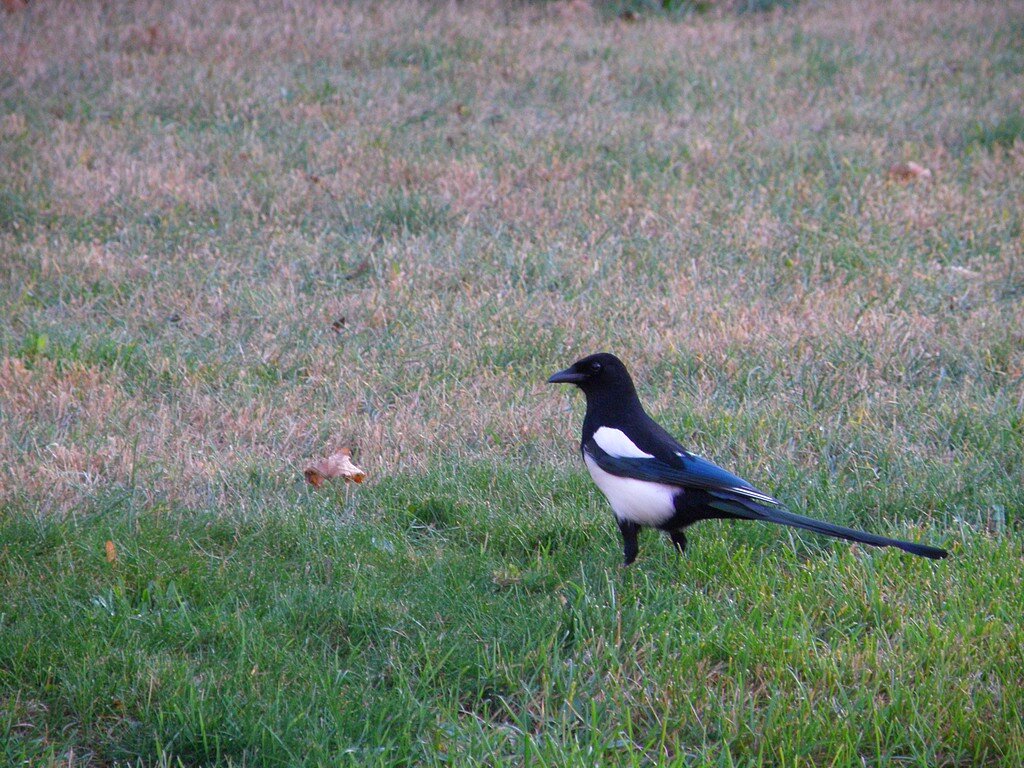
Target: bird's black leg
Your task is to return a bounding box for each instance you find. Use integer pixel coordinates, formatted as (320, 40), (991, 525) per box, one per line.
(618, 520), (640, 566)
(668, 529), (687, 555)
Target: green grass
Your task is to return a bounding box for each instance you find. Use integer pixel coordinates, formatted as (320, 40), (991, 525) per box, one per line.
(2, 470), (1019, 766)
(968, 114), (1024, 151)
(2, 0), (1023, 765)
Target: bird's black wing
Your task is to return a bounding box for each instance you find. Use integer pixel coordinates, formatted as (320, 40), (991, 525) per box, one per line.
(585, 439), (783, 505)
(585, 441), (948, 559)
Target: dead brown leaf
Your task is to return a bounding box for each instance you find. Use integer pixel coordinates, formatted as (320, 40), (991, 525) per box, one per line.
(105, 540), (117, 564)
(304, 447), (366, 487)
(888, 161), (932, 182)
(345, 259), (371, 281)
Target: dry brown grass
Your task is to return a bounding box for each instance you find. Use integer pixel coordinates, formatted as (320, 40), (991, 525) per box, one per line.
(1, 0), (1022, 518)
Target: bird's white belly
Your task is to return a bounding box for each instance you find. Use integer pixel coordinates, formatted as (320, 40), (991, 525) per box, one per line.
(583, 452), (678, 527)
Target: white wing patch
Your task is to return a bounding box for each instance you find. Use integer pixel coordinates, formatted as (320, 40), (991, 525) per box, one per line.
(593, 427), (655, 459)
(584, 451), (677, 526)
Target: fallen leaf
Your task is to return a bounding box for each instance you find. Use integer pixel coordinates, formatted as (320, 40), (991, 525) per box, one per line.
(304, 448), (366, 487)
(105, 540), (117, 564)
(345, 259), (371, 281)
(888, 161), (932, 182)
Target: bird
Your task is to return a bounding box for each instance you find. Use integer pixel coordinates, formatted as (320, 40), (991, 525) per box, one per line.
(548, 352), (948, 565)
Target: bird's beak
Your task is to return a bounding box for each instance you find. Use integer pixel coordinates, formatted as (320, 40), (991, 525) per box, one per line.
(548, 367), (585, 384)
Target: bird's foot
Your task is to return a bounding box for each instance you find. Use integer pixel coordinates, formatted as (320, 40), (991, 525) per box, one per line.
(669, 529), (687, 555)
(618, 520), (640, 567)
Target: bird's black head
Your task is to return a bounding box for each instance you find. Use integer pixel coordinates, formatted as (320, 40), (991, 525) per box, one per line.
(547, 352), (636, 395)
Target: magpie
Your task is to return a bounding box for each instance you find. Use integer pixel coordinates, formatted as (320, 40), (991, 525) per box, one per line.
(549, 352), (948, 565)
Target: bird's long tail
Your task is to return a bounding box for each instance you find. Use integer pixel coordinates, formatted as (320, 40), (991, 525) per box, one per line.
(709, 496), (948, 559)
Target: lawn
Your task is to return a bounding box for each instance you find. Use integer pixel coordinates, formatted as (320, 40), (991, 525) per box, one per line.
(1, 0), (1023, 765)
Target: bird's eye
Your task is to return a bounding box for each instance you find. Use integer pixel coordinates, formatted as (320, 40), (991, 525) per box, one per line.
(589, 362), (602, 373)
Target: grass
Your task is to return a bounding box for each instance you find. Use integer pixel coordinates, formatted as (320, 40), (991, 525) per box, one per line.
(2, 475), (1020, 766)
(1, 0), (1023, 765)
